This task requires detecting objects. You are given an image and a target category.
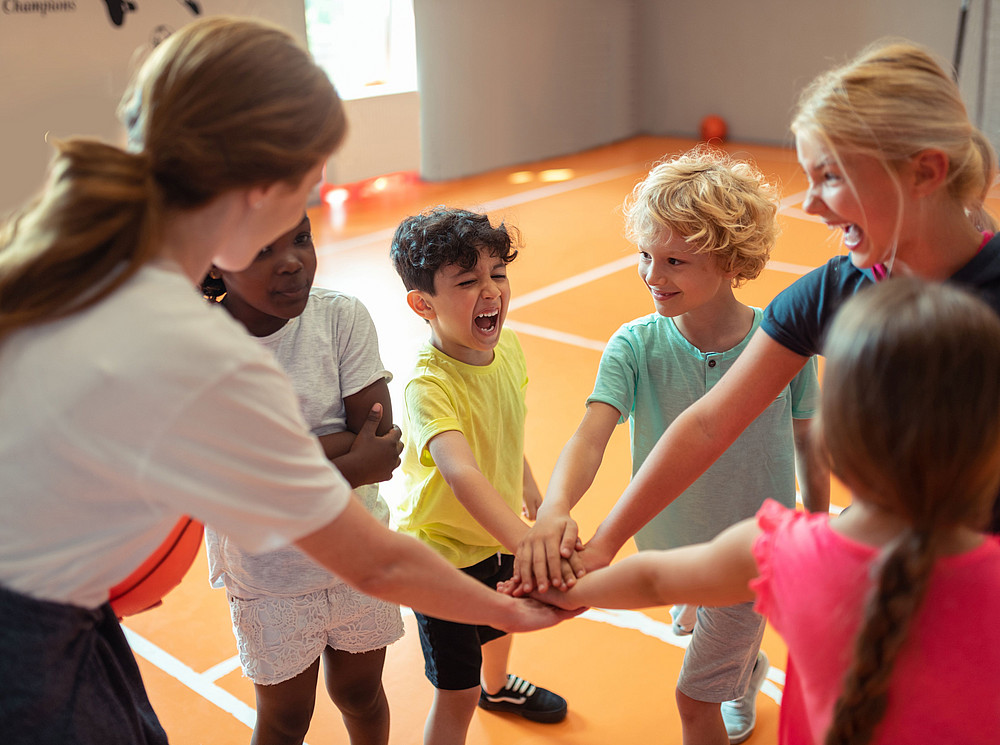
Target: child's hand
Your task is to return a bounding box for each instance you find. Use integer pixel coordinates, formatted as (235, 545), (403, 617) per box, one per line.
(497, 578), (588, 613)
(499, 556), (579, 598)
(495, 595), (583, 633)
(512, 515), (585, 595)
(348, 403), (403, 484)
(496, 576), (520, 596)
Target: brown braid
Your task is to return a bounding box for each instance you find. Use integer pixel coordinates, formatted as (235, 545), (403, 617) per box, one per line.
(819, 278), (1000, 743)
(824, 529), (938, 745)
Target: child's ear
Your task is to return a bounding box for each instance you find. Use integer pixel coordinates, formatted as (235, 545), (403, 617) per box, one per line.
(406, 289), (436, 320)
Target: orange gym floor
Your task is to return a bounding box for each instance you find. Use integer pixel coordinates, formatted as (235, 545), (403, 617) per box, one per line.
(122, 135), (1000, 745)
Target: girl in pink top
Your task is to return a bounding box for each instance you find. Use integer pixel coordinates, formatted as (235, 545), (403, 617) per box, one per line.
(515, 277), (1000, 744)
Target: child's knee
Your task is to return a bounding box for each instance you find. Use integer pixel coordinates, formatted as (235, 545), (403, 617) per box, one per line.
(328, 678), (386, 718)
(675, 687), (718, 723)
(255, 695), (315, 742)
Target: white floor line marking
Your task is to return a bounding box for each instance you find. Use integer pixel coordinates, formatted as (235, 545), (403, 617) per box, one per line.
(509, 254), (637, 310)
(320, 182), (821, 260)
(126, 605), (786, 735)
(578, 609), (783, 704)
(509, 252), (812, 319)
(317, 227), (397, 257)
(202, 654), (243, 683)
(504, 320), (607, 351)
(318, 163), (648, 258)
(767, 260), (814, 276)
(778, 190), (807, 212)
(504, 255), (813, 352)
(121, 625), (263, 735)
(780, 205), (826, 223)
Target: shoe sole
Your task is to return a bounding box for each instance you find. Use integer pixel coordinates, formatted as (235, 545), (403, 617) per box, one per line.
(478, 699), (567, 723)
(728, 721), (756, 745)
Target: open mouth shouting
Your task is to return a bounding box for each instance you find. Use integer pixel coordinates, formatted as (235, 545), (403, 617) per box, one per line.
(830, 222), (863, 250)
(474, 308), (500, 336)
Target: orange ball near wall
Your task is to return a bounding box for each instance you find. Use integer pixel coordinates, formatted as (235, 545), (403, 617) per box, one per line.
(700, 114), (728, 143)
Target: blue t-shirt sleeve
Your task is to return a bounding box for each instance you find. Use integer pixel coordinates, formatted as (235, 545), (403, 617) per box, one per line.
(761, 257), (871, 357)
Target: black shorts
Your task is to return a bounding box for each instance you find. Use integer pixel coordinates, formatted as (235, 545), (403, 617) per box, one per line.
(414, 552), (513, 690)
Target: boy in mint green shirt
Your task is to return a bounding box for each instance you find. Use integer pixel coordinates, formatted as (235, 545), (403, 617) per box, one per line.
(517, 149), (829, 744)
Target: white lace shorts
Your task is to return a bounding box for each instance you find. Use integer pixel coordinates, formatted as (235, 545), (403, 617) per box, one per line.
(227, 584), (405, 686)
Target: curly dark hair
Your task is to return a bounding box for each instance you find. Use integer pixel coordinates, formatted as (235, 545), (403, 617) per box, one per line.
(389, 207), (520, 294)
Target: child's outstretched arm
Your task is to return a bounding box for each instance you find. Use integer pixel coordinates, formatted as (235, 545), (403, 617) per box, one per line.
(428, 431), (531, 552)
(519, 518), (761, 613)
(793, 417), (831, 514)
(296, 497), (579, 631)
(514, 402), (620, 594)
(319, 379), (403, 488)
(586, 334), (809, 571)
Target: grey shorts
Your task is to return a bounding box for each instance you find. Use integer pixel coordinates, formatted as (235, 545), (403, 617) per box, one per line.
(228, 584), (405, 686)
(676, 601), (766, 703)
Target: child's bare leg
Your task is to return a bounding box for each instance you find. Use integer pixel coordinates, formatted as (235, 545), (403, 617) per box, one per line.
(424, 686), (480, 745)
(251, 659), (321, 745)
(322, 646), (390, 745)
(675, 690), (728, 745)
(479, 633), (513, 694)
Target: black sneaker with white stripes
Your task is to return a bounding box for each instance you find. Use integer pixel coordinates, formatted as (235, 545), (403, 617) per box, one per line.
(478, 674), (567, 723)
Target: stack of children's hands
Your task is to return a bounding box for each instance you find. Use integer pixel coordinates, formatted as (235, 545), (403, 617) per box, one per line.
(500, 513), (613, 610)
(495, 575), (585, 612)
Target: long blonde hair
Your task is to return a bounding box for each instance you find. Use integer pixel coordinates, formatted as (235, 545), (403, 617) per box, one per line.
(820, 278), (1000, 743)
(0, 16), (345, 341)
(792, 40), (996, 233)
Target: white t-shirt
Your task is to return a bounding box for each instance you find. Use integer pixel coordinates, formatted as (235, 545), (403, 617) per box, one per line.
(206, 289), (391, 597)
(0, 263), (351, 608)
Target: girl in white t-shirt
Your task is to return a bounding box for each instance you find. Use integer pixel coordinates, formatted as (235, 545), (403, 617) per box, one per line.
(202, 214), (405, 745)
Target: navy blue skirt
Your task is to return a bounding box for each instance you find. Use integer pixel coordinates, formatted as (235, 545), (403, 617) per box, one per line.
(0, 585), (168, 745)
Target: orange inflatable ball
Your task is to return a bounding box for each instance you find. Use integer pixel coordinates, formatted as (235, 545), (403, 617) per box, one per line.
(700, 114), (728, 143)
(109, 516), (204, 618)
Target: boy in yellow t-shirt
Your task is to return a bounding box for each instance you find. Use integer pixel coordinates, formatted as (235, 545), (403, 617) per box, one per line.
(390, 207), (570, 744)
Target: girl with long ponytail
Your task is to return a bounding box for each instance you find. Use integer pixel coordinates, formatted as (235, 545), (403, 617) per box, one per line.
(0, 17), (569, 745)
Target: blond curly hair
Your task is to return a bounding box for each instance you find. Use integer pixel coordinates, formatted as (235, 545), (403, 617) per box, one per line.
(623, 146), (778, 287)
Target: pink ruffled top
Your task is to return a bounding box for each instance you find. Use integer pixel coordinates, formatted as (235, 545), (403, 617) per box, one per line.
(751, 499), (1000, 744)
